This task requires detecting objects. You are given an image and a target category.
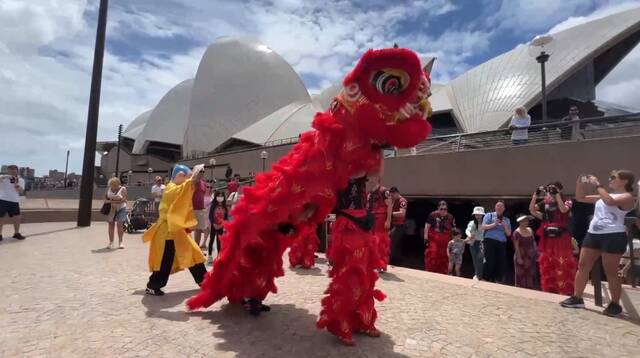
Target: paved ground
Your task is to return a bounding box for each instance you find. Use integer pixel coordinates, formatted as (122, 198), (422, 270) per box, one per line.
(1, 222), (639, 358)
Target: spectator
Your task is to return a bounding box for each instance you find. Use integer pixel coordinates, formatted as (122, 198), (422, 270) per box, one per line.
(227, 180), (242, 214)
(530, 182), (576, 295)
(447, 228), (465, 276)
(105, 177), (128, 249)
(424, 200), (456, 274)
(208, 191), (228, 264)
(229, 173), (241, 190)
(192, 168), (208, 246)
(151, 176), (165, 212)
(199, 184), (214, 249)
(561, 170), (636, 317)
(389, 187), (407, 265)
(465, 206), (485, 280)
(482, 201), (512, 283)
(512, 214), (537, 289)
(0, 165), (26, 241)
(509, 106), (531, 145)
(560, 106), (581, 140)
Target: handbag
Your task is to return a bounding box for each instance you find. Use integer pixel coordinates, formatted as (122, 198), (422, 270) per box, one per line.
(100, 202), (111, 216)
(100, 192), (111, 215)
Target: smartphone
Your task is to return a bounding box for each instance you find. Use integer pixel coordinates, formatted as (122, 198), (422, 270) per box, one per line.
(579, 174), (589, 184)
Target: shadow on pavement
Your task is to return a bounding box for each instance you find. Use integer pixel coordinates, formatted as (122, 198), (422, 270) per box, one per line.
(137, 288), (200, 322)
(26, 226), (79, 237)
(0, 226), (79, 245)
(91, 247), (114, 254)
(289, 266), (324, 277)
(192, 303), (408, 357)
(379, 271), (405, 282)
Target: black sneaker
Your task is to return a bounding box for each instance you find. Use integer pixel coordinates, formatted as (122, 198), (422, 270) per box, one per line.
(0, 235), (3, 242)
(145, 287), (165, 296)
(560, 296), (585, 308)
(12, 233), (26, 240)
(603, 302), (623, 317)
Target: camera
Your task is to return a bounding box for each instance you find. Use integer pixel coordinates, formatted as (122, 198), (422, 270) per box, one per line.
(535, 186), (546, 196)
(547, 185), (558, 195)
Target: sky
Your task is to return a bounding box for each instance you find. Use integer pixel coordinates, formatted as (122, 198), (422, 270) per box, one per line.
(1, 0), (640, 176)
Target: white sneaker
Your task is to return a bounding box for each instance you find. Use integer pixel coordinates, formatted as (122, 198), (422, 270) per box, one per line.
(107, 242), (114, 249)
(118, 243), (125, 249)
(472, 275), (479, 281)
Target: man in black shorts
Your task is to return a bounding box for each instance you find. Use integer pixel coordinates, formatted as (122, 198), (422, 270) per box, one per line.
(0, 165), (26, 241)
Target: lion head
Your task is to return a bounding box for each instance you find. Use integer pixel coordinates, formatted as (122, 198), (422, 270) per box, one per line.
(330, 47), (432, 149)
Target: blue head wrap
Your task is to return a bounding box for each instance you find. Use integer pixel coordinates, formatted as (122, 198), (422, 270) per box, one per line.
(171, 164), (191, 180)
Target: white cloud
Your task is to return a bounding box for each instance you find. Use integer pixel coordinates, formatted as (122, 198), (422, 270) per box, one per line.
(0, 0), (87, 54)
(548, 1), (640, 33)
(487, 0), (597, 33)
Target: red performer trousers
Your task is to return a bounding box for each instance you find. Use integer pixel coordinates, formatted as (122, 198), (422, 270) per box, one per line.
(317, 213), (385, 341)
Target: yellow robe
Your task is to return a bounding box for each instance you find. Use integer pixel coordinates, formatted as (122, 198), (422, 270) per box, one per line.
(143, 179), (205, 273)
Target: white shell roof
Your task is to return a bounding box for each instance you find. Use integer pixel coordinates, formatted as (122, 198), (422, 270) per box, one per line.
(232, 101), (320, 145)
(132, 79), (194, 154)
(122, 109), (151, 140)
(182, 37), (310, 155)
(448, 6), (640, 132)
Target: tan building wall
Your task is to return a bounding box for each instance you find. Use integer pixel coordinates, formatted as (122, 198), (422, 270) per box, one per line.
(384, 135), (640, 198)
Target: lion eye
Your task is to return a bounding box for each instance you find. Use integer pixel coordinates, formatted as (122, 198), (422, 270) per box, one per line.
(371, 69), (409, 95)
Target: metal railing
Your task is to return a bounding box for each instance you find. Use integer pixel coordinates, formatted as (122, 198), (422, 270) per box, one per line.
(185, 113), (640, 160)
(400, 113), (640, 156)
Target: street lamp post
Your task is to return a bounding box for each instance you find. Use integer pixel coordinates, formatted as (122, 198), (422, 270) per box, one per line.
(260, 150), (268, 172)
(529, 35), (555, 124)
(64, 150), (70, 188)
(77, 0), (110, 227)
(115, 124), (122, 179)
(209, 158), (216, 183)
(147, 167), (153, 187)
(127, 170), (133, 185)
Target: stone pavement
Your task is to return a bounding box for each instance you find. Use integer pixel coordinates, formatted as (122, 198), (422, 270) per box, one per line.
(0, 222), (638, 358)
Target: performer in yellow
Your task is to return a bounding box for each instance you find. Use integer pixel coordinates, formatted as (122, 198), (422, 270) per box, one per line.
(144, 164), (207, 296)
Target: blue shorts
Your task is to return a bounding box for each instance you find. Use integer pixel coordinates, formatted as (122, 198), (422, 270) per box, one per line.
(110, 208), (128, 223)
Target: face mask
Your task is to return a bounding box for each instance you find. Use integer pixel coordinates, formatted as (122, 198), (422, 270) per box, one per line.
(216, 197), (224, 203)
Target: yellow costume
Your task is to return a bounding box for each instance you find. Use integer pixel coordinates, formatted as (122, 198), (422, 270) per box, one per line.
(143, 179), (205, 274)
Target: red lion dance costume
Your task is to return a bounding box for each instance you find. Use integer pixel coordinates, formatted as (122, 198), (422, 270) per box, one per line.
(288, 224), (319, 269)
(187, 47), (432, 346)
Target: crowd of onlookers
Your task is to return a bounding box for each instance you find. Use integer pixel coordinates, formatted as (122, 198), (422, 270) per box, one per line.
(381, 170), (639, 317)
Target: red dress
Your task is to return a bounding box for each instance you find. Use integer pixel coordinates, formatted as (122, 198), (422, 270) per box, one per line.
(368, 186), (391, 270)
(425, 212), (455, 273)
(536, 202), (577, 295)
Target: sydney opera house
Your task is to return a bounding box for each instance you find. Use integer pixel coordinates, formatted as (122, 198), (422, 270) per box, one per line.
(99, 7), (640, 202)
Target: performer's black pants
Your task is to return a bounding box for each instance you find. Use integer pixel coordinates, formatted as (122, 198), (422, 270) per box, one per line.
(389, 224), (405, 265)
(209, 227), (223, 256)
(147, 240), (206, 290)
